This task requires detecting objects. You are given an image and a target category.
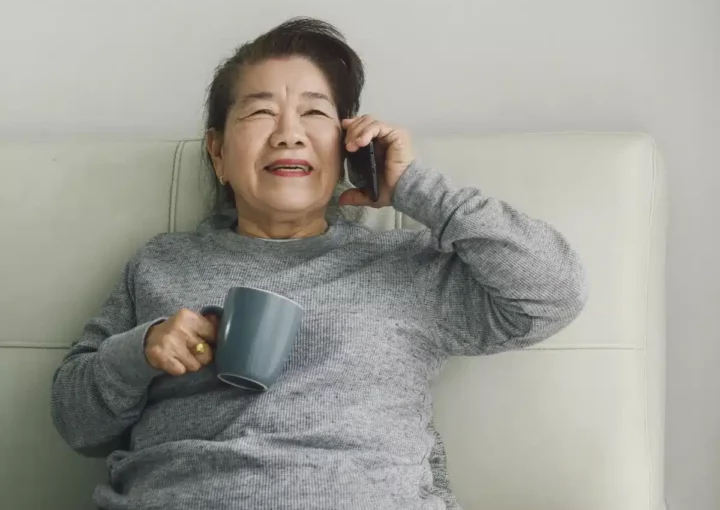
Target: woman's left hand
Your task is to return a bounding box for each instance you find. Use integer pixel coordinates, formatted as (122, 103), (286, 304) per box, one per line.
(339, 116), (414, 208)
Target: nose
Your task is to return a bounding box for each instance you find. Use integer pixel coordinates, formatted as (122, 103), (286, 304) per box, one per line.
(269, 112), (307, 148)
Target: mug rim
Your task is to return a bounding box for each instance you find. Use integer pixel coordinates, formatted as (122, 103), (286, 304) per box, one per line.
(217, 372), (269, 392)
(232, 286), (304, 310)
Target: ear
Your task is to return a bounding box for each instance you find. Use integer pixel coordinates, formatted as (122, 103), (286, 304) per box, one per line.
(206, 129), (224, 178)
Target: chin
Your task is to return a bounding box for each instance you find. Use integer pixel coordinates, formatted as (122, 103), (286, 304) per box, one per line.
(261, 193), (327, 215)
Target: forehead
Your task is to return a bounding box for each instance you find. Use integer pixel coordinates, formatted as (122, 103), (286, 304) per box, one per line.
(235, 57), (334, 99)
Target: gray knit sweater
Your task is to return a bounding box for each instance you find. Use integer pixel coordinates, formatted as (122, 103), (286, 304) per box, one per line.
(51, 163), (588, 510)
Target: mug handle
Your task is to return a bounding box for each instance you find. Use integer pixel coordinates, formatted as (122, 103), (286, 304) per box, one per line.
(200, 305), (224, 318)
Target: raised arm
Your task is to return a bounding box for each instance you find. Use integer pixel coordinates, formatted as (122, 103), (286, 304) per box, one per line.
(395, 163), (588, 355)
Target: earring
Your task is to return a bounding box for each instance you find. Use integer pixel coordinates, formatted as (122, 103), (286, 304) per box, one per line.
(218, 175), (226, 186)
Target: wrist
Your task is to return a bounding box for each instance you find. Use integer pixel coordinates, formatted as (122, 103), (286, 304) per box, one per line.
(392, 162), (459, 230)
(144, 319), (165, 349)
(98, 319), (166, 391)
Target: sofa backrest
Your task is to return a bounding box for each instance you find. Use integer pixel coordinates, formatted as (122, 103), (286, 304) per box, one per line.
(0, 133), (666, 510)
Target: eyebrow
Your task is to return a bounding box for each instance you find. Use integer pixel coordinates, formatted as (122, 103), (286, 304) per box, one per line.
(301, 91), (335, 105)
(237, 91), (335, 107)
(237, 92), (274, 107)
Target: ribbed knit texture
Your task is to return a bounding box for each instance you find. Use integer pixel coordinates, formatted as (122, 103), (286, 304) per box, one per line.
(51, 163), (588, 509)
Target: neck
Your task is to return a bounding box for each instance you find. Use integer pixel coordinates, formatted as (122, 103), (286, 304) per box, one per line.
(235, 213), (329, 240)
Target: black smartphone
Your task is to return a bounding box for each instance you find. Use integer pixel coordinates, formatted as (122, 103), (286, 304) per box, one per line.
(345, 136), (380, 202)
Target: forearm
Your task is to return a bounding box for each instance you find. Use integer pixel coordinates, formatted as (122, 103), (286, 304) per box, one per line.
(50, 320), (162, 453)
(394, 163), (588, 350)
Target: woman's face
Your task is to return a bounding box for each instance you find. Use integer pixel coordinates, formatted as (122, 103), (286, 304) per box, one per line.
(208, 57), (343, 219)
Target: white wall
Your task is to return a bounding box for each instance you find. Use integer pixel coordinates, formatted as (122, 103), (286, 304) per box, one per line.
(1, 0), (718, 508)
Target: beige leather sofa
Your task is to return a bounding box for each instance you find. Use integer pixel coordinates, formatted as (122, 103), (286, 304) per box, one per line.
(0, 133), (666, 509)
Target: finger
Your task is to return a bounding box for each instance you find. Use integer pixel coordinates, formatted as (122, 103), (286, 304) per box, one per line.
(338, 188), (373, 207)
(377, 126), (406, 148)
(347, 116), (375, 147)
(193, 314), (219, 344)
(344, 116), (375, 151)
(163, 357), (187, 376)
(351, 121), (397, 152)
(179, 310), (218, 344)
(353, 121), (385, 149)
(174, 344), (203, 373)
(193, 342), (214, 367)
(341, 116), (367, 134)
(204, 313), (219, 330)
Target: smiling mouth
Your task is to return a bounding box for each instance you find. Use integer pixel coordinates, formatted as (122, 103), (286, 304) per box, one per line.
(264, 164), (313, 177)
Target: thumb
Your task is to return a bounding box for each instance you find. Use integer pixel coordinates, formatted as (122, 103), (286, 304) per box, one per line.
(338, 188), (372, 207)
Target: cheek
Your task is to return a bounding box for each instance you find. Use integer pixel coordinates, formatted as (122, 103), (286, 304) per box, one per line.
(311, 132), (342, 181)
(224, 123), (270, 178)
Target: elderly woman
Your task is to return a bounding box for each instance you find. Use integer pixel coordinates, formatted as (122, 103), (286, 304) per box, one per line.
(51, 17), (587, 510)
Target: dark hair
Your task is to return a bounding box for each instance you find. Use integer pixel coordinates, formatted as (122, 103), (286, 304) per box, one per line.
(203, 17), (365, 218)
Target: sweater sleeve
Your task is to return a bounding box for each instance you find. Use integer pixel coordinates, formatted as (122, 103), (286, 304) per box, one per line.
(50, 254), (164, 455)
(393, 162), (589, 356)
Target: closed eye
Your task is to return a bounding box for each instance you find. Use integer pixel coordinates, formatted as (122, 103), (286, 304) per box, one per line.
(249, 109), (275, 117)
(303, 109), (329, 117)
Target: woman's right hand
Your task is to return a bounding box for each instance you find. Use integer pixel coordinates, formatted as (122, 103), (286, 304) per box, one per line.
(144, 309), (218, 376)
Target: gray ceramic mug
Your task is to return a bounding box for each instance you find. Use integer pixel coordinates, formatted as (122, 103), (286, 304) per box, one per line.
(201, 287), (304, 391)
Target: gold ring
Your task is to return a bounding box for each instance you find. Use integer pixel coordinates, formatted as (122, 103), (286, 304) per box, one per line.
(194, 342), (206, 355)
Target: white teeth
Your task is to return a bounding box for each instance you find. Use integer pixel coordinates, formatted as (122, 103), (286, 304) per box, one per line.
(267, 165), (311, 172)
